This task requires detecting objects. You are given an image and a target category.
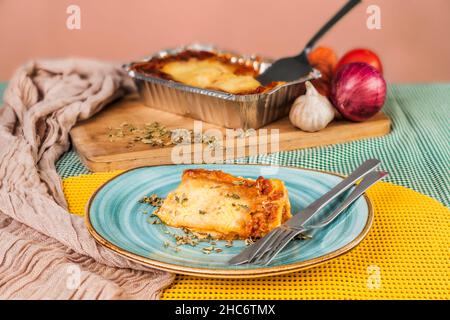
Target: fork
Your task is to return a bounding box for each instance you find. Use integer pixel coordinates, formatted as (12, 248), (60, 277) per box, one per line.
(229, 159), (381, 266)
(252, 170), (387, 265)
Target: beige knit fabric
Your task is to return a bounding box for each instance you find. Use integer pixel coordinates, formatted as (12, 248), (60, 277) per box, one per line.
(0, 59), (175, 299)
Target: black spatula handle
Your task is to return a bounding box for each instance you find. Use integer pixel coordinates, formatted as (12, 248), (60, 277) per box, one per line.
(299, 0), (361, 56)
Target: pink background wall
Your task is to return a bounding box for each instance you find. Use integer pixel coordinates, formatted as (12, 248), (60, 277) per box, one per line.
(1, 0), (449, 82)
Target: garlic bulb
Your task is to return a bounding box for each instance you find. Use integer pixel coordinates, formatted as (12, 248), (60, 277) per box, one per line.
(289, 81), (335, 132)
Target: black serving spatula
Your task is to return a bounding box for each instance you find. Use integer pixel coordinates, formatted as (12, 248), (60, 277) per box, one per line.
(257, 0), (361, 86)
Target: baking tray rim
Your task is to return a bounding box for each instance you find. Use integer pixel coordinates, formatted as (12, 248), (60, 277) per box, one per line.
(123, 44), (321, 102)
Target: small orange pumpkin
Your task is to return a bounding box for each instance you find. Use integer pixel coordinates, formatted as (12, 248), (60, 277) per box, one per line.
(308, 46), (338, 97)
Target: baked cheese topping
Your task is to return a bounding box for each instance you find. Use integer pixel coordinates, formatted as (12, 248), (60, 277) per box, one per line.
(131, 50), (284, 95)
(161, 59), (262, 94)
(155, 169), (292, 240)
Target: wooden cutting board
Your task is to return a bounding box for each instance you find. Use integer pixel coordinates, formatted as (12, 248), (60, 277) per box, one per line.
(70, 95), (391, 172)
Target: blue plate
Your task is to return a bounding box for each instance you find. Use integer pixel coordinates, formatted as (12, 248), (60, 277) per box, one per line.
(86, 164), (373, 278)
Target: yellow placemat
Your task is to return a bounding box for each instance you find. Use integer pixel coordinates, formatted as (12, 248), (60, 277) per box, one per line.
(63, 171), (450, 299)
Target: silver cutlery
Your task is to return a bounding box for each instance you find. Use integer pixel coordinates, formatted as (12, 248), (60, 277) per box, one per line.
(252, 170), (387, 265)
(229, 159), (383, 265)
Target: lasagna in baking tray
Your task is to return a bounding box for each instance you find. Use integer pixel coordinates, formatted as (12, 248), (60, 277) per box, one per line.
(131, 50), (283, 95)
(155, 169), (292, 240)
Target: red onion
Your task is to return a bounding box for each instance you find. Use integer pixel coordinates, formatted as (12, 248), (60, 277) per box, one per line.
(331, 62), (386, 122)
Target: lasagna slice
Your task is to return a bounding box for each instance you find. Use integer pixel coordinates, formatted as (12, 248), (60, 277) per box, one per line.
(155, 169), (291, 240)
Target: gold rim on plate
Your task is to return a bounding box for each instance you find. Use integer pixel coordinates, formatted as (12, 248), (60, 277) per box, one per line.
(85, 164), (374, 278)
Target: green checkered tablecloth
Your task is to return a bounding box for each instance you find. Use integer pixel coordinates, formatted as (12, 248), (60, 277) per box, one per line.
(1, 82), (449, 206)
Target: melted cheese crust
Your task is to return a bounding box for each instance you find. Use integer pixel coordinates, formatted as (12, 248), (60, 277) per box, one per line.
(155, 169), (292, 240)
(131, 50), (284, 95)
(161, 59), (262, 94)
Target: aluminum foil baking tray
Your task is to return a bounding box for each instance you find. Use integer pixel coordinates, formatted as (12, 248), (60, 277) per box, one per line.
(124, 44), (320, 129)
